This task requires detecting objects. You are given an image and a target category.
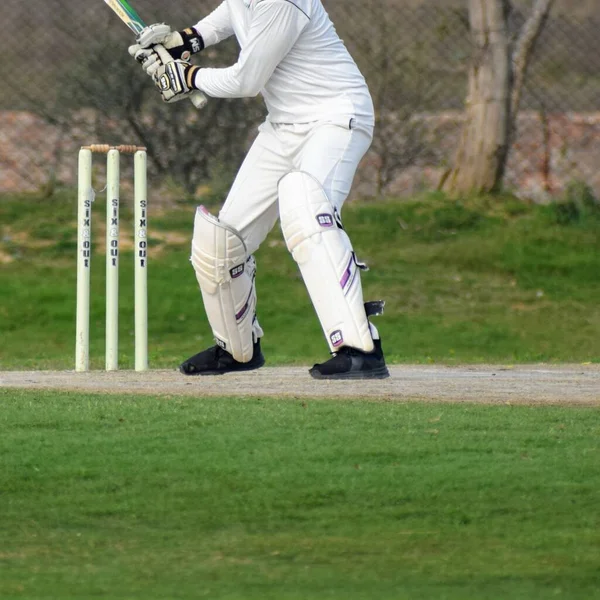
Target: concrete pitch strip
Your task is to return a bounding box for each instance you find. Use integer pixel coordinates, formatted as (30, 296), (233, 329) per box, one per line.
(1, 365), (599, 406)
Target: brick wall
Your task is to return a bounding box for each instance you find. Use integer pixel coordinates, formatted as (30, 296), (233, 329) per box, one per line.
(2, 110), (599, 201)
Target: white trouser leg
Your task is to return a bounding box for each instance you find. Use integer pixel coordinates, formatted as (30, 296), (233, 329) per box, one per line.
(279, 123), (379, 352)
(295, 122), (373, 209)
(219, 121), (292, 254)
(191, 123), (292, 357)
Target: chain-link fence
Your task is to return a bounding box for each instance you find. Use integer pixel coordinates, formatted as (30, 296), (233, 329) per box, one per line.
(1, 0), (599, 201)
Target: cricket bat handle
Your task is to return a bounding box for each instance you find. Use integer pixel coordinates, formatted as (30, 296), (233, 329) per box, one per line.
(154, 45), (208, 110)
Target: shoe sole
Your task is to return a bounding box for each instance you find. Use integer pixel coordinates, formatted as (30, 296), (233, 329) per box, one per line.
(309, 366), (391, 380)
(179, 356), (265, 376)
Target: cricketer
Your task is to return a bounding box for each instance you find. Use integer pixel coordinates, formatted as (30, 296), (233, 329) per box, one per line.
(129, 0), (389, 379)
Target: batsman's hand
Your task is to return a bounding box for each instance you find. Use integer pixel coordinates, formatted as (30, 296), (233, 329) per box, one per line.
(130, 23), (204, 62)
(154, 60), (201, 104)
(129, 45), (163, 78)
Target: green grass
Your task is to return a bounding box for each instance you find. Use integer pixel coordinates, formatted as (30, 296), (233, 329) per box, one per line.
(2, 191), (599, 598)
(1, 389), (599, 599)
(1, 190), (600, 369)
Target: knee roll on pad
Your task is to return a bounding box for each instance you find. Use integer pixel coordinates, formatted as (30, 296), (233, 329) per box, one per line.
(191, 206), (263, 362)
(278, 171), (376, 353)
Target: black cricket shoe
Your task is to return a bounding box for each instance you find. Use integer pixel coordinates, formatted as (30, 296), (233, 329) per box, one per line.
(179, 339), (265, 376)
(309, 338), (390, 380)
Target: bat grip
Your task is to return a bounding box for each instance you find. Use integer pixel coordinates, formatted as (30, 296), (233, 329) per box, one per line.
(154, 44), (208, 110)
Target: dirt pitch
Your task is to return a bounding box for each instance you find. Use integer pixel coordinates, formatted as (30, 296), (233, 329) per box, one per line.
(1, 365), (599, 406)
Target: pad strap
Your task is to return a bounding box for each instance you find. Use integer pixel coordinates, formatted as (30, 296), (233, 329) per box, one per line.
(365, 301), (385, 317)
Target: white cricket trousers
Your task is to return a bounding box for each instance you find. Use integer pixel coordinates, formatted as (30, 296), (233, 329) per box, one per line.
(218, 119), (373, 253)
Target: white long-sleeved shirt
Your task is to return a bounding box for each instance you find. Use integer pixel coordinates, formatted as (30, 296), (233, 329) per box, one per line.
(193, 0), (374, 128)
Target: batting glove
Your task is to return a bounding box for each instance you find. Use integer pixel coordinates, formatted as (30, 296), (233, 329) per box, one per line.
(154, 60), (201, 103)
(129, 23), (205, 78)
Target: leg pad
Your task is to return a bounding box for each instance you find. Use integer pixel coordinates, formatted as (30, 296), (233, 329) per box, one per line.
(279, 171), (375, 353)
(191, 206), (263, 362)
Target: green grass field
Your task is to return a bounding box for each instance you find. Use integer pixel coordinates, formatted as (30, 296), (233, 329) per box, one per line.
(2, 190), (600, 598)
(1, 389), (599, 599)
(1, 190), (599, 369)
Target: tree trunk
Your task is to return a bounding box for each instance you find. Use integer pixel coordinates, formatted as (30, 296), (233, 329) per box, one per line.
(442, 0), (555, 196)
(442, 0), (511, 195)
(511, 0), (554, 119)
